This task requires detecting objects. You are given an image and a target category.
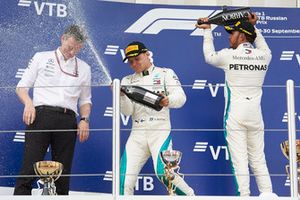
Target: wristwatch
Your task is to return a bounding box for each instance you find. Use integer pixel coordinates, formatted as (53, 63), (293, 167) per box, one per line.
(80, 117), (90, 123)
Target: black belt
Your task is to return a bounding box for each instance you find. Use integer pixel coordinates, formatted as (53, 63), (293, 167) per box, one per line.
(35, 105), (76, 116)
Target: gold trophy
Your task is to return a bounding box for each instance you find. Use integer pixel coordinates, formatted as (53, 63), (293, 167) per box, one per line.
(280, 140), (300, 192)
(33, 161), (63, 195)
(160, 150), (183, 195)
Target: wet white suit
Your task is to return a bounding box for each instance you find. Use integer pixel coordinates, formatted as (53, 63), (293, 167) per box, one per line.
(202, 29), (273, 196)
(120, 65), (194, 195)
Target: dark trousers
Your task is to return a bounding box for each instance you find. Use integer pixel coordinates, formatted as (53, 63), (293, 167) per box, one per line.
(14, 107), (77, 195)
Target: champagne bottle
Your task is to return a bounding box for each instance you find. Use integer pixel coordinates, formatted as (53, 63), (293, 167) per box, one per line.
(197, 6), (251, 26)
(121, 85), (163, 111)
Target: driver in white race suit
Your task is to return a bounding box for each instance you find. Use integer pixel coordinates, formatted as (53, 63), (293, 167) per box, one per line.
(196, 14), (274, 196)
(120, 41), (194, 195)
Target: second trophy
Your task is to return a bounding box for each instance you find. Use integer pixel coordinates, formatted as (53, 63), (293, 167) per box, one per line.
(280, 140), (300, 193)
(160, 150), (183, 195)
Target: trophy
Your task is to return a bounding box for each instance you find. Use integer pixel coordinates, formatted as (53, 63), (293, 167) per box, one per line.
(160, 150), (183, 195)
(33, 161), (63, 195)
(280, 140), (300, 192)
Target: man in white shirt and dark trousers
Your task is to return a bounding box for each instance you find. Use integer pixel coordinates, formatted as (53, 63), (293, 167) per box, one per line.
(14, 25), (92, 195)
(196, 14), (274, 196)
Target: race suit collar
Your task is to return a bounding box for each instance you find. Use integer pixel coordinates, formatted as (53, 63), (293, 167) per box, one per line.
(138, 64), (155, 77)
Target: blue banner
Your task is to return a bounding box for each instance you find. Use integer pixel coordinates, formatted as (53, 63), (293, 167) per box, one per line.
(0, 0), (299, 196)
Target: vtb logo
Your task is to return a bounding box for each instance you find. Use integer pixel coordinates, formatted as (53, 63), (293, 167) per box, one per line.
(18, 0), (68, 17)
(193, 141), (229, 160)
(15, 68), (26, 79)
(282, 112), (300, 123)
(104, 45), (154, 63)
(125, 8), (220, 36)
(104, 107), (130, 126)
(103, 171), (154, 191)
(285, 177), (290, 187)
(13, 132), (25, 143)
(192, 80), (224, 97)
(280, 51), (300, 67)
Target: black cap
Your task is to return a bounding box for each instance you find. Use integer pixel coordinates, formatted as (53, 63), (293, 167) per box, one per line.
(123, 41), (148, 62)
(224, 21), (257, 40)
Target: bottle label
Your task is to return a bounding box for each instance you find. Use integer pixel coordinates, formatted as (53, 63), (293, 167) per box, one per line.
(143, 92), (158, 104)
(222, 11), (249, 22)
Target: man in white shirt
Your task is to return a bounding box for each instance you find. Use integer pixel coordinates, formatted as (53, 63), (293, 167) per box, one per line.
(14, 25), (92, 195)
(196, 14), (273, 196)
(120, 41), (194, 195)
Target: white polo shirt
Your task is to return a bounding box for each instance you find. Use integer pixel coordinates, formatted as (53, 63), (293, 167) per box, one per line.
(17, 48), (92, 114)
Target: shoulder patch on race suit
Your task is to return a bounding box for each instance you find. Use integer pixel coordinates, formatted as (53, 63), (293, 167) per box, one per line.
(243, 43), (254, 48)
(122, 75), (131, 83)
(172, 73), (179, 81)
(161, 67), (170, 74)
(125, 75), (132, 80)
(122, 74), (136, 84)
(168, 68), (180, 83)
(130, 75), (140, 84)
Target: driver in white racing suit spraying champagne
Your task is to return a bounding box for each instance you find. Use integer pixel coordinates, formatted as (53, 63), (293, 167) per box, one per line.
(119, 41), (194, 196)
(196, 13), (275, 196)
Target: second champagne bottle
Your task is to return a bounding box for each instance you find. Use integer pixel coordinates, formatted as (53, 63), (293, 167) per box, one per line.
(197, 6), (252, 26)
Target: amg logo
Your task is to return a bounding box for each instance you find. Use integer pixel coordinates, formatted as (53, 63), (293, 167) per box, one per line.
(229, 64), (267, 71)
(280, 51), (300, 67)
(222, 11), (248, 21)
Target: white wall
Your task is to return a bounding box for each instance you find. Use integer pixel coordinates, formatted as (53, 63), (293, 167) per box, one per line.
(102, 0), (299, 7)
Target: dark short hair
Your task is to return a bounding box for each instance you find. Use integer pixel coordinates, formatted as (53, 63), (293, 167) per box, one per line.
(63, 25), (87, 43)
